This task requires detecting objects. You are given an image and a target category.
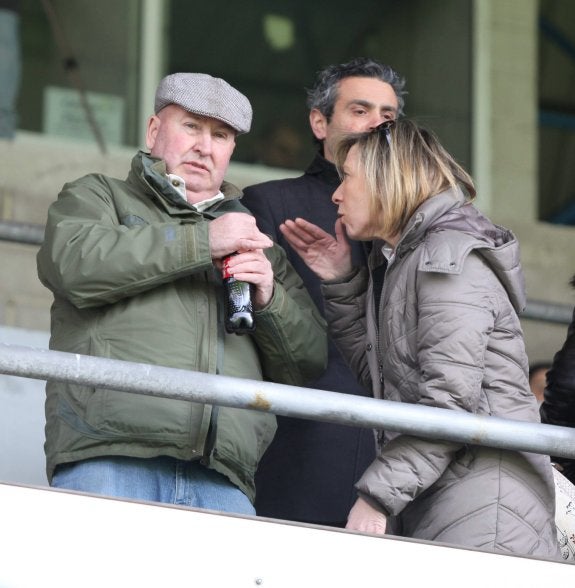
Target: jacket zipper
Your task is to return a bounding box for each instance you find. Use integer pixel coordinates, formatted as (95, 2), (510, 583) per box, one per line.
(201, 275), (225, 465)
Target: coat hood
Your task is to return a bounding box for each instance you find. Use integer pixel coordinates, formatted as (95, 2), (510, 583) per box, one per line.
(396, 187), (526, 313)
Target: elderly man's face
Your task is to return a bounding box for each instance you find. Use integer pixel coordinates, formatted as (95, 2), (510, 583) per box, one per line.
(146, 105), (236, 204)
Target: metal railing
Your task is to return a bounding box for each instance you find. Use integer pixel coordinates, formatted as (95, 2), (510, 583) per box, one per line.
(0, 221), (44, 245)
(522, 299), (573, 325)
(1, 342), (575, 460)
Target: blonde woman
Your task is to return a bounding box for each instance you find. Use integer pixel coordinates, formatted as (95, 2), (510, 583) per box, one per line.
(280, 119), (559, 557)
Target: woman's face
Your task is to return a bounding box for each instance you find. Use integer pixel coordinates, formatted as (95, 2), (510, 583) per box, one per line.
(332, 145), (378, 240)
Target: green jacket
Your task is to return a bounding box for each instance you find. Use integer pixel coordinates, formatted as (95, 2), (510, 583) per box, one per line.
(36, 151), (327, 501)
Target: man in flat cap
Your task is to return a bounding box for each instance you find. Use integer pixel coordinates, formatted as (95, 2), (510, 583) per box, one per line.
(36, 72), (327, 515)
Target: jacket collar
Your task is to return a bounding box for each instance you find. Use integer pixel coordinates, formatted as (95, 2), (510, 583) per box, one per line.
(130, 150), (243, 211)
(389, 186), (525, 312)
(304, 150), (341, 187)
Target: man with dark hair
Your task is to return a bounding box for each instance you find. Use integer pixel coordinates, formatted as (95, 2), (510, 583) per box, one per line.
(37, 72), (327, 515)
(242, 57), (406, 526)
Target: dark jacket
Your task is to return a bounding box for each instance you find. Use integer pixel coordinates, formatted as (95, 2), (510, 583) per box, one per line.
(242, 152), (376, 524)
(323, 188), (559, 557)
(540, 276), (575, 483)
(36, 151), (327, 502)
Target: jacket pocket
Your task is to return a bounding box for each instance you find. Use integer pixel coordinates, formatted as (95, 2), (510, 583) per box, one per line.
(76, 337), (198, 442)
(213, 407), (277, 471)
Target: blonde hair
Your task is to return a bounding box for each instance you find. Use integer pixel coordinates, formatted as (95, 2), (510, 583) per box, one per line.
(333, 120), (476, 240)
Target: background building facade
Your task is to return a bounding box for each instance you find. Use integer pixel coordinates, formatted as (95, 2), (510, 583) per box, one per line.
(1, 0), (574, 365)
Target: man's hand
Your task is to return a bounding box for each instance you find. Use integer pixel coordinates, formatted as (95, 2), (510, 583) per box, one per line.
(279, 217), (353, 281)
(209, 212), (273, 259)
(345, 497), (387, 535)
(223, 249), (274, 308)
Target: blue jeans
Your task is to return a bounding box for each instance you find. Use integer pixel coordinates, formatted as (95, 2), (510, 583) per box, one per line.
(51, 456), (255, 516)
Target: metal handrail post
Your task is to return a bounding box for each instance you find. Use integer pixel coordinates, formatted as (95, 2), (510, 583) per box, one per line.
(1, 343), (575, 459)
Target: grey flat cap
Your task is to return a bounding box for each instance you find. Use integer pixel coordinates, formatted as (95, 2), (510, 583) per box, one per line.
(154, 72), (252, 134)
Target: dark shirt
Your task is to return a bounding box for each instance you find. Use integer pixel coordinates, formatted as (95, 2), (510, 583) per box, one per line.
(540, 305), (575, 483)
(242, 152), (376, 525)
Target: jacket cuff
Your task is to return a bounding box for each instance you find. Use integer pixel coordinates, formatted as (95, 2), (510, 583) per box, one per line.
(182, 220), (213, 268)
(322, 266), (368, 298)
(322, 266), (362, 285)
(254, 279), (283, 317)
(355, 490), (391, 518)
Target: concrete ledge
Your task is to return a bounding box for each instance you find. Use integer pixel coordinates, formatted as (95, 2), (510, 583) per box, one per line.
(0, 482), (571, 587)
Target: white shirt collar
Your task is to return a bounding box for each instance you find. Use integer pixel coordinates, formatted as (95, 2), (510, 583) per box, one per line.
(381, 242), (395, 261)
(166, 173), (225, 212)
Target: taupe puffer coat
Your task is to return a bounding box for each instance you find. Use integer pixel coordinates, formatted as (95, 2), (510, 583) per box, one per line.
(323, 188), (559, 557)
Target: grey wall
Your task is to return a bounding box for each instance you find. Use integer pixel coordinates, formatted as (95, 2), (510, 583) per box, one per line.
(0, 326), (49, 487)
